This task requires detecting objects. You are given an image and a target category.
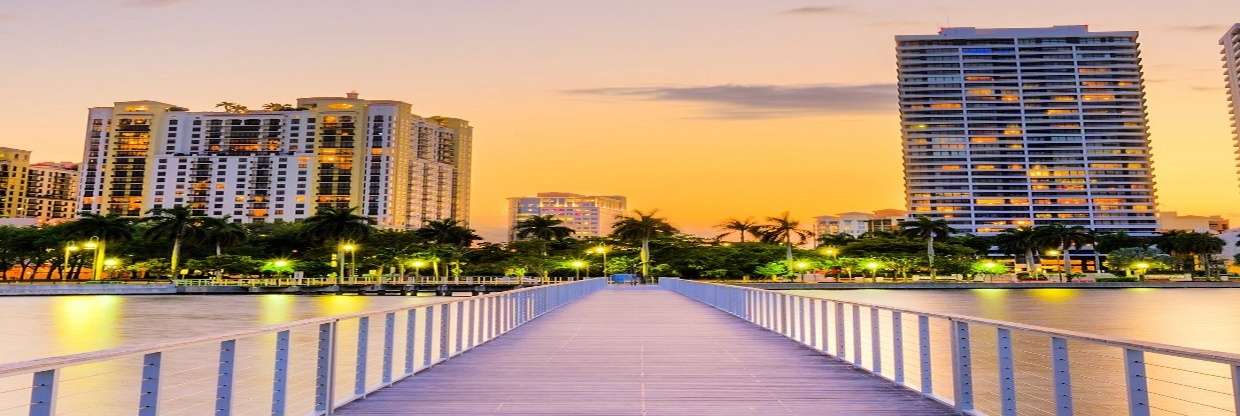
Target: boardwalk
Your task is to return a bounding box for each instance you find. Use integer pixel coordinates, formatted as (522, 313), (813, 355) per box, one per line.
(336, 286), (953, 415)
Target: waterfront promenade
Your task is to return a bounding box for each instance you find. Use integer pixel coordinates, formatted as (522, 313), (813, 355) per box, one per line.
(335, 286), (951, 415)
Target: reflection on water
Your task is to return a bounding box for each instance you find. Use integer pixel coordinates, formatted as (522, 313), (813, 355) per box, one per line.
(789, 288), (1240, 416)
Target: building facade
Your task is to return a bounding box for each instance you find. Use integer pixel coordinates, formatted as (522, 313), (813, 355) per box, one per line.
(25, 162), (79, 225)
(507, 192), (627, 241)
(0, 147), (30, 218)
(896, 26), (1158, 236)
(1222, 24), (1240, 184)
(1157, 211), (1230, 234)
(77, 94), (471, 228)
(814, 210), (908, 237)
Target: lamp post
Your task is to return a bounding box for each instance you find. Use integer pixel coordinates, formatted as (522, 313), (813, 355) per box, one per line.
(793, 260), (811, 282)
(83, 237), (102, 280)
(63, 243), (80, 279)
(103, 257), (120, 279)
(411, 260), (427, 283)
(865, 261), (880, 281)
(1045, 249), (1061, 281)
(339, 242), (358, 283)
(570, 260), (586, 280)
(1134, 262), (1150, 280)
(588, 245), (609, 279)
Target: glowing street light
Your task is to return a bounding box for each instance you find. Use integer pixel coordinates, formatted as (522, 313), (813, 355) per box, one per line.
(62, 243), (80, 279)
(570, 259), (587, 280)
(409, 259), (428, 281)
(864, 261), (880, 279)
(588, 245), (609, 279)
(818, 247), (840, 258)
(103, 257), (120, 269)
(1134, 262), (1151, 278)
(337, 242), (359, 281)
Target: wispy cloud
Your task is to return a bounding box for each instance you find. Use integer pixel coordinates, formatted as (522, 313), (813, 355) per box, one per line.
(565, 83), (896, 119)
(1166, 24), (1228, 33)
(124, 0), (189, 7)
(780, 6), (847, 15)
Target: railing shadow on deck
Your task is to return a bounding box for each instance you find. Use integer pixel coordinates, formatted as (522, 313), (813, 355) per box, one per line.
(0, 278), (605, 416)
(662, 278), (1240, 416)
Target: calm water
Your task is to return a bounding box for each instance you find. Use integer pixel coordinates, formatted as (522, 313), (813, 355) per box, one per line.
(788, 288), (1240, 416)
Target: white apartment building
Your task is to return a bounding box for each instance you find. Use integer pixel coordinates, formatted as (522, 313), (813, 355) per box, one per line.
(814, 209), (908, 237)
(78, 94), (471, 228)
(897, 26), (1159, 236)
(25, 162), (79, 225)
(1222, 24), (1240, 182)
(507, 192), (627, 241)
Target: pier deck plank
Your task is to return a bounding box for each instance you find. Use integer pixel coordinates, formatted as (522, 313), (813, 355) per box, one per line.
(335, 286), (954, 415)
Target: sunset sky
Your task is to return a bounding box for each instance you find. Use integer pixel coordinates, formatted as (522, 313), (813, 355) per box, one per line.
(2, 0), (1239, 241)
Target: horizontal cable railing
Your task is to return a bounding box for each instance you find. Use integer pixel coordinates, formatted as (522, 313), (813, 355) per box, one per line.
(662, 278), (1240, 416)
(0, 278), (605, 416)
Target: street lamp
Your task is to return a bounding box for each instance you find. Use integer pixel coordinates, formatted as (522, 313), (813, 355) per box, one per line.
(818, 246), (839, 259)
(103, 257), (121, 279)
(83, 236), (103, 280)
(410, 259), (428, 282)
(1134, 261), (1150, 278)
(588, 245), (609, 279)
(570, 259), (587, 280)
(793, 260), (811, 282)
(339, 242), (358, 282)
(864, 261), (880, 280)
(62, 243), (80, 279)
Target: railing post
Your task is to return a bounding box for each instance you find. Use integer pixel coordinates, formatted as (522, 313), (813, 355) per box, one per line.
(852, 305), (862, 366)
(808, 298), (818, 349)
(1124, 348), (1150, 416)
(950, 320), (974, 412)
(138, 352), (161, 416)
(28, 370), (56, 416)
(454, 301), (464, 355)
(271, 331), (289, 416)
(404, 309), (417, 375)
(382, 312), (395, 385)
(314, 321), (336, 414)
(354, 316), (369, 397)
(1231, 365), (1240, 416)
(215, 339), (236, 416)
(997, 328), (1016, 416)
(835, 302), (845, 358)
(871, 307), (882, 373)
(1051, 336), (1073, 416)
(467, 299), (477, 349)
(819, 300), (829, 352)
(778, 294), (788, 336)
(438, 303), (451, 362)
(794, 297), (803, 342)
(890, 312), (904, 384)
(423, 307), (435, 369)
(919, 315), (931, 395)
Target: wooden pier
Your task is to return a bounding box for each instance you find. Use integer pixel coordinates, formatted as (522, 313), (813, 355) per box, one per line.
(335, 286), (952, 415)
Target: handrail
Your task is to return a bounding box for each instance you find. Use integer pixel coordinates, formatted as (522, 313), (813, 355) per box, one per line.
(662, 278), (1240, 416)
(0, 279), (581, 379)
(0, 278), (607, 416)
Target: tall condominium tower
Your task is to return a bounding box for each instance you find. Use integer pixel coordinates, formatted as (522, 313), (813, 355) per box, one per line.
(896, 26), (1158, 235)
(78, 94), (471, 228)
(507, 192), (627, 241)
(0, 147), (31, 218)
(1223, 24), (1240, 181)
(25, 162), (79, 225)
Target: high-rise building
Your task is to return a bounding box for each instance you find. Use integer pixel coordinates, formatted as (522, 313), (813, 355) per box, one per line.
(507, 192), (627, 241)
(77, 94), (471, 228)
(813, 209), (907, 237)
(25, 162), (79, 225)
(0, 147), (31, 218)
(1222, 24), (1240, 181)
(896, 26), (1158, 236)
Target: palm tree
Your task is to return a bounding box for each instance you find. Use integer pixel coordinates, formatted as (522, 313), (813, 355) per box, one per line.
(1156, 230), (1226, 276)
(996, 226), (1041, 277)
(215, 101), (238, 113)
(143, 206), (202, 275)
(1035, 224), (1094, 280)
(261, 103), (292, 111)
(513, 215), (575, 242)
(716, 217), (761, 243)
(414, 219), (481, 280)
(611, 210), (677, 283)
(756, 212), (813, 263)
(61, 213), (133, 280)
(900, 216), (955, 278)
(198, 217), (248, 256)
(303, 207), (374, 282)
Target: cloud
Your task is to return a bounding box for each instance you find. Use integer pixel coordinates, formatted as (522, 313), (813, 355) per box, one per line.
(1166, 24), (1228, 33)
(124, 0), (189, 7)
(565, 83), (896, 119)
(780, 6), (847, 15)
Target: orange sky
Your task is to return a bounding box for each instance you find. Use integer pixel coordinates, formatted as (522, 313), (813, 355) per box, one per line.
(1, 0), (1239, 241)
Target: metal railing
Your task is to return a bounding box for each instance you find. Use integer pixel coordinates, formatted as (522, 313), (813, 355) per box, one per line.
(0, 278), (605, 416)
(662, 278), (1240, 416)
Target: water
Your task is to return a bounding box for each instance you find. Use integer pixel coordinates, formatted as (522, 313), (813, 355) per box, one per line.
(0, 294), (443, 416)
(787, 288), (1240, 416)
